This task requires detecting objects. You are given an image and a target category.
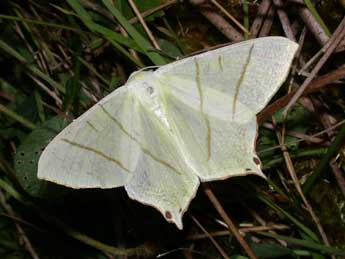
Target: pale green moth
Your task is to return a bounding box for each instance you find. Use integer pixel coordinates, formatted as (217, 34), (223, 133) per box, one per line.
(38, 37), (298, 229)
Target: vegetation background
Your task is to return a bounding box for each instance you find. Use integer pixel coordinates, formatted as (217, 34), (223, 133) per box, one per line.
(0, 0), (345, 258)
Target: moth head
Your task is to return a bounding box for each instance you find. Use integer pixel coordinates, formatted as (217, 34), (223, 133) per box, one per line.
(127, 70), (154, 85)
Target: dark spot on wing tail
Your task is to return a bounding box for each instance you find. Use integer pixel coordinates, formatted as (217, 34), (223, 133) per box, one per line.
(165, 211), (172, 219)
(253, 157), (261, 165)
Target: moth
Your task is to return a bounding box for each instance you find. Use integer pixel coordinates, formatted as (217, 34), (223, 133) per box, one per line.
(38, 37), (298, 229)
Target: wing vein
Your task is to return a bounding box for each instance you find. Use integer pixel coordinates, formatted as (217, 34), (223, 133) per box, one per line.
(218, 55), (223, 71)
(86, 121), (98, 131)
(194, 58), (212, 161)
(99, 104), (183, 175)
(232, 44), (254, 119)
(61, 138), (130, 172)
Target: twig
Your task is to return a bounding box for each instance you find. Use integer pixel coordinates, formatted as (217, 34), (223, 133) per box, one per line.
(303, 119), (345, 194)
(258, 4), (275, 37)
(0, 212), (44, 232)
(297, 5), (329, 46)
(313, 100), (345, 198)
(14, 21), (46, 72)
(263, 122), (327, 144)
(115, 0), (178, 31)
(189, 0), (244, 41)
(0, 179), (156, 259)
(272, 0), (296, 41)
(258, 65), (345, 124)
(283, 17), (345, 116)
(299, 15), (345, 74)
(302, 0), (331, 35)
(200, 9), (243, 41)
(203, 184), (258, 259)
(191, 215), (229, 259)
(298, 48), (324, 75)
(246, 209), (287, 245)
(280, 26), (307, 154)
(128, 0), (161, 50)
(291, 19), (302, 37)
(0, 190), (40, 259)
(80, 0), (114, 21)
(330, 158), (345, 197)
(288, 0), (330, 47)
(250, 0), (272, 37)
(28, 74), (63, 107)
(0, 91), (15, 102)
(18, 6), (54, 75)
(41, 102), (74, 122)
(188, 224), (289, 240)
(209, 0), (250, 35)
(66, 228), (154, 257)
(287, 0), (304, 3)
(118, 26), (141, 65)
(271, 117), (332, 247)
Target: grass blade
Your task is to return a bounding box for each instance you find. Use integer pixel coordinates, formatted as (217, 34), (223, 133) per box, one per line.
(102, 0), (166, 65)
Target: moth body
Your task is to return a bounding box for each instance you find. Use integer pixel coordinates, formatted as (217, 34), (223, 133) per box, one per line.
(38, 37), (298, 229)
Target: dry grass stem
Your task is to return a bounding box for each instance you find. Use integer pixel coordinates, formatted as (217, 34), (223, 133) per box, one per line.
(128, 0), (161, 50)
(250, 0), (272, 37)
(272, 0), (296, 41)
(0, 190), (40, 259)
(258, 4), (275, 37)
(284, 17), (345, 116)
(115, 0), (178, 32)
(203, 184), (258, 259)
(272, 117), (332, 247)
(330, 159), (345, 197)
(209, 0), (250, 34)
(191, 215), (229, 259)
(188, 224), (289, 240)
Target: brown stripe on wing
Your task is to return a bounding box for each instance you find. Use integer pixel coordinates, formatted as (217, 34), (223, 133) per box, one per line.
(194, 58), (212, 161)
(61, 138), (130, 172)
(232, 44), (254, 119)
(99, 104), (183, 175)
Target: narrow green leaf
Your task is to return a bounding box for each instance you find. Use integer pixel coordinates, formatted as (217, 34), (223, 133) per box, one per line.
(0, 104), (36, 130)
(258, 232), (345, 256)
(34, 90), (45, 122)
(65, 0), (139, 49)
(102, 0), (166, 65)
(78, 57), (109, 85)
(300, 231), (325, 259)
(66, 0), (144, 67)
(0, 39), (65, 93)
(258, 195), (319, 242)
(303, 123), (345, 194)
(0, 178), (24, 203)
(0, 14), (78, 32)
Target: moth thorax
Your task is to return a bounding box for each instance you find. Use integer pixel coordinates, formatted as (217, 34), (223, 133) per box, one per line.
(150, 96), (170, 129)
(153, 106), (170, 129)
(141, 82), (171, 129)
